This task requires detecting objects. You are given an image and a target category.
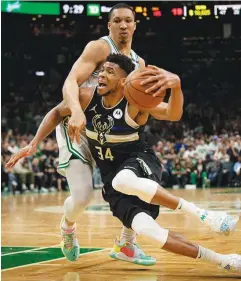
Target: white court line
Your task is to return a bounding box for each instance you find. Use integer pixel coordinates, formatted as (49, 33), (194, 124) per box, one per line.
(1, 248), (110, 272)
(1, 244), (59, 256)
(34, 264), (62, 266)
(2, 231), (60, 238)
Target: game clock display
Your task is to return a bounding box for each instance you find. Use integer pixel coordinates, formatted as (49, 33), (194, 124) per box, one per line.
(62, 4), (84, 14)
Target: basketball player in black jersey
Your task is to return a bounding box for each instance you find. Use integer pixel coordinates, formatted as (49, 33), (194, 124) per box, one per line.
(7, 54), (240, 271)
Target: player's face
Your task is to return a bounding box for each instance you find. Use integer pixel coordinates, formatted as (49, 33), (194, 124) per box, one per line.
(97, 62), (126, 96)
(108, 8), (136, 44)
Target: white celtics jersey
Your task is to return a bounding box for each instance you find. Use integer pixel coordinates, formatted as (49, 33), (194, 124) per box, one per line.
(56, 36), (141, 175)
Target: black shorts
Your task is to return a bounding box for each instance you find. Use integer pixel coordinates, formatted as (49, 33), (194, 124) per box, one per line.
(102, 150), (162, 228)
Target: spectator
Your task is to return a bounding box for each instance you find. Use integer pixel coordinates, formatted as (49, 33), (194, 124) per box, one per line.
(221, 154), (234, 186)
(32, 158), (45, 192)
(208, 135), (219, 155)
(234, 135), (241, 152)
(195, 139), (209, 160)
(171, 163), (188, 188)
(233, 155), (241, 187)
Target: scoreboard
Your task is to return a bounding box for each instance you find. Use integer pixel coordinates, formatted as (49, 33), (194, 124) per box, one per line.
(1, 1), (241, 18)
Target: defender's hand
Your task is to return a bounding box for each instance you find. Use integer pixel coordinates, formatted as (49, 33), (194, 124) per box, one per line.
(68, 111), (86, 143)
(5, 143), (37, 168)
(140, 65), (181, 97)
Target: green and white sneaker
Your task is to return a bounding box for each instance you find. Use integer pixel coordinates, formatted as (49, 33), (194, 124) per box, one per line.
(199, 210), (239, 236)
(109, 238), (156, 266)
(60, 216), (80, 262)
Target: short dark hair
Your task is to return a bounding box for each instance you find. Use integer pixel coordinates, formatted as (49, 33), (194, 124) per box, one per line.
(106, 54), (135, 75)
(108, 3), (135, 20)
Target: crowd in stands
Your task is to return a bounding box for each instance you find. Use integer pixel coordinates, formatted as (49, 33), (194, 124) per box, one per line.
(1, 130), (68, 194)
(148, 125), (241, 188)
(2, 123), (241, 194)
(2, 14), (241, 193)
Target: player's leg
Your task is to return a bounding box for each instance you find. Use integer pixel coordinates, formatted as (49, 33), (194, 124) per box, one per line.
(112, 169), (239, 236)
(131, 212), (241, 272)
(61, 159), (139, 262)
(60, 159), (93, 261)
(56, 123), (139, 261)
(103, 183), (157, 266)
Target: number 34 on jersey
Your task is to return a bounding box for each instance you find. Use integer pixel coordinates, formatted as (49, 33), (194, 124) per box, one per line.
(95, 146), (114, 161)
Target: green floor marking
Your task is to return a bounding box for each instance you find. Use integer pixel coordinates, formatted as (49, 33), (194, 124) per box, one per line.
(1, 246), (37, 255)
(1, 247), (103, 270)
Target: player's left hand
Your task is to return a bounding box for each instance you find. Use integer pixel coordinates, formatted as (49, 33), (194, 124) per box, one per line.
(140, 65), (181, 97)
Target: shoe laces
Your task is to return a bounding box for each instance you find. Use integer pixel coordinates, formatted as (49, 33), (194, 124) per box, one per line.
(132, 243), (146, 257)
(62, 228), (75, 249)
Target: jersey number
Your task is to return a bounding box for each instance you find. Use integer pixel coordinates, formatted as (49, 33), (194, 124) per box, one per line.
(95, 146), (114, 161)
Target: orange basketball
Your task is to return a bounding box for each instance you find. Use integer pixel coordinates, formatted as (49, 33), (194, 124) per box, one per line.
(124, 67), (166, 110)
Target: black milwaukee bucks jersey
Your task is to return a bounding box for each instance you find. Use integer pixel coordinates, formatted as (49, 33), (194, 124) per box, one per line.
(85, 88), (149, 183)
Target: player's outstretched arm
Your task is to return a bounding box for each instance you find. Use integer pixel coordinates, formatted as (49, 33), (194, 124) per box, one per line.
(63, 40), (109, 143)
(5, 87), (93, 168)
(5, 102), (70, 168)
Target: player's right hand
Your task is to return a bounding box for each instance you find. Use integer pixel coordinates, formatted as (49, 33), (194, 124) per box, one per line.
(68, 111), (86, 143)
(5, 143), (37, 168)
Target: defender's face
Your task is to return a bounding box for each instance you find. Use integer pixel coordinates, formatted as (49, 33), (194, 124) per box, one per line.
(108, 8), (136, 44)
(97, 62), (126, 96)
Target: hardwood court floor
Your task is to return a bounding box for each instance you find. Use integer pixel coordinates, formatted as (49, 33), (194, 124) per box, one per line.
(1, 188), (241, 281)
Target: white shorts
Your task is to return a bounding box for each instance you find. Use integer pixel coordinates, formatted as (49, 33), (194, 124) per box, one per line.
(56, 116), (95, 176)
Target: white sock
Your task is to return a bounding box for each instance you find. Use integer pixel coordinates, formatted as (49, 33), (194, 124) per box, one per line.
(197, 246), (228, 265)
(62, 219), (76, 231)
(176, 198), (202, 219)
(120, 226), (136, 244)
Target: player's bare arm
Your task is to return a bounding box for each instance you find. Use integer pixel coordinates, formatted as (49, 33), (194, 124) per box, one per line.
(63, 40), (110, 142)
(6, 88), (94, 169)
(5, 101), (70, 168)
(138, 66), (183, 121)
(126, 68), (183, 123)
(126, 104), (149, 126)
(148, 95), (183, 121)
(140, 65), (182, 96)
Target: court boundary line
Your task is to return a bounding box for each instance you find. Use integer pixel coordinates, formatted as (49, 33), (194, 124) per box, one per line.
(1, 245), (107, 256)
(1, 231), (61, 238)
(1, 244), (60, 256)
(1, 248), (110, 272)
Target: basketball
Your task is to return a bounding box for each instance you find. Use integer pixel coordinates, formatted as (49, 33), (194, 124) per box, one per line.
(124, 67), (166, 110)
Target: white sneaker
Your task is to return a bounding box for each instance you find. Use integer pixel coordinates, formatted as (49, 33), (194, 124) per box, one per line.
(199, 210), (239, 236)
(220, 254), (241, 273)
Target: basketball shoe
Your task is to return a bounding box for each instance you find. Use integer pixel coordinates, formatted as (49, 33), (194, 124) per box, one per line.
(109, 238), (156, 266)
(219, 254), (241, 273)
(199, 210), (239, 236)
(60, 216), (80, 262)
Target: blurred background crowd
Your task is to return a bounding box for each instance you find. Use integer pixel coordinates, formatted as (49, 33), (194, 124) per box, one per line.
(2, 1), (241, 194)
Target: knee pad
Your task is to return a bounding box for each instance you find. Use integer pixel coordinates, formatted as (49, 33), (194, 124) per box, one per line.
(112, 169), (158, 203)
(131, 212), (169, 248)
(112, 169), (135, 195)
